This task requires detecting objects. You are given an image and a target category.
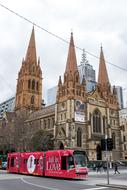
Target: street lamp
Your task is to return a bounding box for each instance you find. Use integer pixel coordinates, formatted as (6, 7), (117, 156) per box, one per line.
(101, 135), (113, 185)
(105, 134), (110, 185)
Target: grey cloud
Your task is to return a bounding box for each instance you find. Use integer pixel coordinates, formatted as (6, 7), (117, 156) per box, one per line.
(0, 0), (127, 105)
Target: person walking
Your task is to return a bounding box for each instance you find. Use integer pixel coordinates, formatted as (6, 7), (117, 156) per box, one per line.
(114, 161), (120, 174)
(96, 162), (103, 173)
(103, 162), (107, 172)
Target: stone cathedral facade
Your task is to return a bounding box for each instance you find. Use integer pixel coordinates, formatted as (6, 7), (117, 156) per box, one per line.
(0, 28), (124, 161)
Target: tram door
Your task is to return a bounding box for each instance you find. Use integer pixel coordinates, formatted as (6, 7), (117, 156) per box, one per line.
(61, 156), (67, 170)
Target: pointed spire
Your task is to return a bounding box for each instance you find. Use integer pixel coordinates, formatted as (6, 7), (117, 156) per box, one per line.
(65, 33), (78, 73)
(98, 46), (109, 85)
(25, 26), (37, 63)
(58, 76), (62, 86)
(22, 58), (24, 65)
(113, 85), (117, 95)
(38, 57), (40, 65)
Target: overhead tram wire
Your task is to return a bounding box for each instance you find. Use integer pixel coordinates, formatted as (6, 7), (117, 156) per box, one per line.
(0, 2), (127, 72)
(0, 73), (15, 93)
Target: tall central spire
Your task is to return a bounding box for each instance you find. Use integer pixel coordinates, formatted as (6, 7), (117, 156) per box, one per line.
(65, 32), (78, 73)
(98, 46), (109, 85)
(25, 26), (37, 63)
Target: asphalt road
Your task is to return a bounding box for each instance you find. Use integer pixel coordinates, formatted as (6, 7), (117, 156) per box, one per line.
(0, 169), (127, 190)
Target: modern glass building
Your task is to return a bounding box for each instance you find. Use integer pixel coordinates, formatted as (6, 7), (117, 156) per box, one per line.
(78, 49), (96, 92)
(0, 97), (15, 119)
(47, 86), (57, 106)
(115, 86), (124, 109)
(46, 50), (96, 106)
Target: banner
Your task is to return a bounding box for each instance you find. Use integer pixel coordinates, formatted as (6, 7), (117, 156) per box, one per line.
(75, 100), (85, 122)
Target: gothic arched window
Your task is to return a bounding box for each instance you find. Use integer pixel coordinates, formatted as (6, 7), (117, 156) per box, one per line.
(48, 119), (50, 129)
(79, 90), (81, 96)
(112, 132), (116, 149)
(31, 96), (34, 104)
(75, 73), (79, 82)
(77, 128), (82, 147)
(93, 109), (101, 133)
(103, 116), (106, 134)
(36, 81), (39, 91)
(52, 118), (55, 127)
(32, 80), (35, 90)
(44, 119), (46, 129)
(20, 80), (23, 91)
(28, 79), (31, 89)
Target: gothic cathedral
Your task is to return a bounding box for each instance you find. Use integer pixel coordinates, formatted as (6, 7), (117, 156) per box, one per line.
(0, 28), (124, 161)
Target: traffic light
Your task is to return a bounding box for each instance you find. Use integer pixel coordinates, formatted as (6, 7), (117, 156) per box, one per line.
(101, 138), (113, 151)
(101, 138), (106, 151)
(107, 138), (113, 151)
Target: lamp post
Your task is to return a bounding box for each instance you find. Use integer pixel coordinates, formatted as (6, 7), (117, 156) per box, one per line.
(105, 134), (110, 185)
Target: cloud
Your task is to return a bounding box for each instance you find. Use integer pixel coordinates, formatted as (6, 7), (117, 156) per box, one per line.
(0, 0), (127, 106)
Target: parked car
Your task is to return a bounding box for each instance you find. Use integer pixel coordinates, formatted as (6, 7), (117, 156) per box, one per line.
(1, 161), (7, 170)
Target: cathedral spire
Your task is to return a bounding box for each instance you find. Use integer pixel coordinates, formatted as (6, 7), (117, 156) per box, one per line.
(65, 32), (78, 74)
(15, 27), (42, 111)
(25, 26), (37, 63)
(98, 46), (109, 85)
(56, 33), (86, 103)
(58, 76), (62, 85)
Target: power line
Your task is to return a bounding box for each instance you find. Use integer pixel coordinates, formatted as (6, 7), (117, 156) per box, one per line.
(0, 73), (15, 93)
(0, 3), (127, 72)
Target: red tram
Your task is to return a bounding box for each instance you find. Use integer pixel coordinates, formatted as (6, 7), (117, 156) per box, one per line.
(7, 149), (88, 179)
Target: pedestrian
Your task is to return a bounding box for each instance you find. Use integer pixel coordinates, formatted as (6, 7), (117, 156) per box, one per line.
(93, 163), (96, 171)
(103, 162), (107, 172)
(114, 161), (120, 174)
(97, 162), (102, 173)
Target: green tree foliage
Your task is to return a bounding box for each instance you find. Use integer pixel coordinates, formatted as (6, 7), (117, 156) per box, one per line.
(31, 130), (54, 151)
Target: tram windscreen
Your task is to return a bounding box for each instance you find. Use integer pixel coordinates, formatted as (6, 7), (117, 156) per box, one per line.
(74, 151), (88, 167)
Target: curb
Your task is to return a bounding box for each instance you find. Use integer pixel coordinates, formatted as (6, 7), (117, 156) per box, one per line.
(96, 183), (127, 189)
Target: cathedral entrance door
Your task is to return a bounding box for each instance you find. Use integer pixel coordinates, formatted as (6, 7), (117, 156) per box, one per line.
(59, 142), (64, 149)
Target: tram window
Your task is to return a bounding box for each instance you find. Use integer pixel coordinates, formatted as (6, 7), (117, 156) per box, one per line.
(11, 157), (14, 167)
(61, 156), (67, 170)
(74, 154), (86, 167)
(67, 155), (75, 169)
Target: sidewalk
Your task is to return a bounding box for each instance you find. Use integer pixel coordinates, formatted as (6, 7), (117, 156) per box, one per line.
(89, 169), (127, 189)
(97, 183), (127, 190)
(89, 168), (127, 175)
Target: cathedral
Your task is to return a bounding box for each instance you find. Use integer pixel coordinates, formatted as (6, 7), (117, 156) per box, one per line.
(0, 27), (124, 161)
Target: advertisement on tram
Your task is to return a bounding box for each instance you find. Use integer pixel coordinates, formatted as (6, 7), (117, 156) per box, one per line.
(7, 149), (88, 179)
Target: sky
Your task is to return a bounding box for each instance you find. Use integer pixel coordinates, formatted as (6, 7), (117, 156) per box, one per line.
(0, 0), (127, 106)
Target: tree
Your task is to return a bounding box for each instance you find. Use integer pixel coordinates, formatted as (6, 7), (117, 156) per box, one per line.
(31, 130), (54, 151)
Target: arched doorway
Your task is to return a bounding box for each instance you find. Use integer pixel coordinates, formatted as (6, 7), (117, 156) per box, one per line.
(59, 142), (64, 150)
(96, 144), (102, 160)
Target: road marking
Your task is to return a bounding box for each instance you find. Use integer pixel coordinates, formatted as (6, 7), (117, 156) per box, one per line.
(21, 177), (59, 190)
(82, 187), (108, 190)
